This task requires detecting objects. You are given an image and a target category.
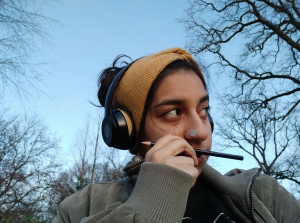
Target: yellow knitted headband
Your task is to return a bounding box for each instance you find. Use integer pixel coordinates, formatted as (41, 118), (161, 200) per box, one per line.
(113, 48), (205, 153)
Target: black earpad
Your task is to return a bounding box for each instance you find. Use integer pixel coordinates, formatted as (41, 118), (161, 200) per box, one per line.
(102, 108), (134, 149)
(208, 113), (214, 133)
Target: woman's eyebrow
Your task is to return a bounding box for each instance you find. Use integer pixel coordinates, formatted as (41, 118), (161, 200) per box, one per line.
(200, 94), (209, 103)
(154, 99), (184, 109)
(154, 94), (209, 109)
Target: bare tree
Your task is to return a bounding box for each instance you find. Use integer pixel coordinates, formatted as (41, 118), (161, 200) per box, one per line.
(71, 115), (130, 189)
(0, 110), (61, 222)
(71, 115), (102, 189)
(216, 101), (299, 196)
(47, 171), (77, 219)
(48, 115), (130, 218)
(99, 148), (129, 182)
(0, 0), (57, 100)
(182, 0), (300, 121)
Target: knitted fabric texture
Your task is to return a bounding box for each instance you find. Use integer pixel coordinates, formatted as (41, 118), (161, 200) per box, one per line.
(113, 48), (205, 153)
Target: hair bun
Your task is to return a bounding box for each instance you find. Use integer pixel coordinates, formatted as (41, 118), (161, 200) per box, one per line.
(97, 55), (131, 106)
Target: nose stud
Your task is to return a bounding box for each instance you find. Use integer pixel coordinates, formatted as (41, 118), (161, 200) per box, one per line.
(189, 129), (198, 137)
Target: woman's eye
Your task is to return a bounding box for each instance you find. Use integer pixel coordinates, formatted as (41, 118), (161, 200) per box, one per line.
(198, 107), (209, 117)
(165, 109), (181, 117)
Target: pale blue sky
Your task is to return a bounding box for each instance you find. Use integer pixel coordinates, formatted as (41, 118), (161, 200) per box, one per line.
(4, 1), (257, 172)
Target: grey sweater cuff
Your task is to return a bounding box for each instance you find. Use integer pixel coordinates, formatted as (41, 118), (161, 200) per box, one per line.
(125, 162), (193, 223)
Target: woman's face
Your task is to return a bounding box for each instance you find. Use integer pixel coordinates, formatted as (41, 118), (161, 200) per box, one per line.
(141, 69), (212, 168)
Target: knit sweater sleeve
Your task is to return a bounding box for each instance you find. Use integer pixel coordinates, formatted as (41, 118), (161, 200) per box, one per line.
(253, 173), (300, 223)
(125, 162), (193, 222)
(52, 162), (193, 223)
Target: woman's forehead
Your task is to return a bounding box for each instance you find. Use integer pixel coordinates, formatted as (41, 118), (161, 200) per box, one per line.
(152, 69), (207, 104)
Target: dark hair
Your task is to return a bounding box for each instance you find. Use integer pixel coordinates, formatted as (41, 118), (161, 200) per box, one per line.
(97, 55), (132, 107)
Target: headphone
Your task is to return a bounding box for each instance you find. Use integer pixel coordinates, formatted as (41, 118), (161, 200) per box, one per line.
(102, 61), (136, 150)
(101, 61), (214, 150)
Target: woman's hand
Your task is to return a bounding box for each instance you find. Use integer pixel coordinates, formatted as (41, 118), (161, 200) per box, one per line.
(144, 134), (199, 186)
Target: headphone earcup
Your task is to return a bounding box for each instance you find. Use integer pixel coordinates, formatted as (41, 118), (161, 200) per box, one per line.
(208, 113), (214, 133)
(102, 109), (134, 149)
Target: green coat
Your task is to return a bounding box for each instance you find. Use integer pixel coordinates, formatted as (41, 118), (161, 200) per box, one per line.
(53, 162), (300, 223)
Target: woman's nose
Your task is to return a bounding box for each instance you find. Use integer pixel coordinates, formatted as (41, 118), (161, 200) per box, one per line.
(184, 112), (209, 140)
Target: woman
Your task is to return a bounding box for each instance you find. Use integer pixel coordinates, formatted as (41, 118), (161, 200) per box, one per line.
(53, 48), (300, 223)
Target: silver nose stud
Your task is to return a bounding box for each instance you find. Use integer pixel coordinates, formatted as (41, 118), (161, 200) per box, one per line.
(189, 129), (198, 137)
